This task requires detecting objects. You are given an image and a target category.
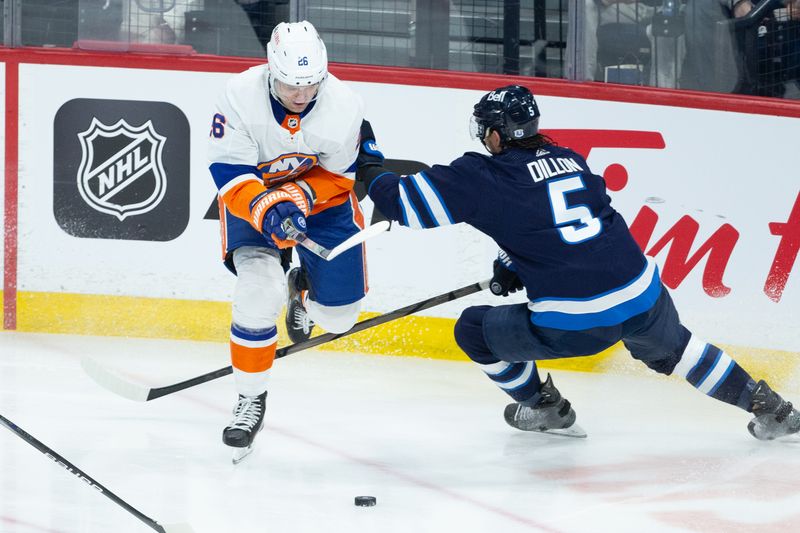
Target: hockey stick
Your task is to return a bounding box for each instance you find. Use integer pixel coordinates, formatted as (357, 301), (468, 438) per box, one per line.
(0, 413), (193, 533)
(281, 219), (390, 261)
(82, 279), (491, 402)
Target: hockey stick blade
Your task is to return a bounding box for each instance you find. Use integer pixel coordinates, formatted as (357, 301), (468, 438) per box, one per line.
(81, 357), (235, 402)
(0, 413), (193, 533)
(82, 279), (490, 402)
(283, 220), (389, 261)
(81, 357), (150, 402)
(325, 220), (390, 260)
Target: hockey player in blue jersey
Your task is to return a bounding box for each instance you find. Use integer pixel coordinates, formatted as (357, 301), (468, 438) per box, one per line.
(356, 85), (799, 440)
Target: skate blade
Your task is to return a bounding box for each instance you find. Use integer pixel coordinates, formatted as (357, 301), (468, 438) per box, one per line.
(772, 432), (800, 443)
(232, 445), (255, 465)
(533, 423), (587, 438)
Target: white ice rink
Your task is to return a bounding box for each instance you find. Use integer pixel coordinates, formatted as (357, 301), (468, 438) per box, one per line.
(1, 331), (799, 533)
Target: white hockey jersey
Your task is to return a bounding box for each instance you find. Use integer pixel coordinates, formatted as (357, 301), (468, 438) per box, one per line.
(208, 64), (364, 227)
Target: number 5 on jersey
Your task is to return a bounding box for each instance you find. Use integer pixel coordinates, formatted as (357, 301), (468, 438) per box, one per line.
(547, 175), (601, 244)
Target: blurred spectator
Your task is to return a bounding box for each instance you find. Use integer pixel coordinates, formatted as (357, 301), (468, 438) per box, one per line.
(584, 0), (656, 83)
(235, 0), (288, 52)
(681, 0), (800, 95)
(124, 0), (201, 44)
(582, 0), (685, 87)
(742, 0), (800, 97)
(680, 0), (745, 92)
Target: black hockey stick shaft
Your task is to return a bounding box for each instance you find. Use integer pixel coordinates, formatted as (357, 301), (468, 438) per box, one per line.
(0, 413), (169, 533)
(144, 279), (491, 400)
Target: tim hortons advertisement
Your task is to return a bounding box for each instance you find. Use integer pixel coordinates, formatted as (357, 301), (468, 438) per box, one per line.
(11, 65), (800, 351)
(543, 128), (798, 305)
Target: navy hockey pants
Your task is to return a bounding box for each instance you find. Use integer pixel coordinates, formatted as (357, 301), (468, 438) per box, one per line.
(453, 284), (691, 375)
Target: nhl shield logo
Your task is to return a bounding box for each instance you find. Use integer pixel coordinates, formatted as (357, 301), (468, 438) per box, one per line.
(77, 118), (167, 221)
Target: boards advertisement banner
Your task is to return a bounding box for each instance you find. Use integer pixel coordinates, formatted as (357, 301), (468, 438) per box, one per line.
(2, 53), (799, 364)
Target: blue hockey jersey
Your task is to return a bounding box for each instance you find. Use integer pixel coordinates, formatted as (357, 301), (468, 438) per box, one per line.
(366, 144), (662, 331)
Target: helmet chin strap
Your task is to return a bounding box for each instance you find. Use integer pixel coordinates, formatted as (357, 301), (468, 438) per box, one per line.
(480, 128), (505, 154)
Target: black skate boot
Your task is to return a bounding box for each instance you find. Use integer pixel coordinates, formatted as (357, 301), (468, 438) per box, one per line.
(504, 374), (586, 438)
(223, 391), (267, 464)
(747, 380), (800, 441)
(286, 267), (314, 343)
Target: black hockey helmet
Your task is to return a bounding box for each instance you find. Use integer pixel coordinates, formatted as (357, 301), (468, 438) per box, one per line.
(470, 85), (540, 143)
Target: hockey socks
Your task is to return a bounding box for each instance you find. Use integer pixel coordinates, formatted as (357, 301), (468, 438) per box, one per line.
(673, 336), (756, 410)
(230, 323), (278, 397)
(476, 360), (543, 404)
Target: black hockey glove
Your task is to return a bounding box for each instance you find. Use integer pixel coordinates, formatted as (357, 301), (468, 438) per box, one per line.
(490, 250), (524, 297)
(356, 119), (385, 171)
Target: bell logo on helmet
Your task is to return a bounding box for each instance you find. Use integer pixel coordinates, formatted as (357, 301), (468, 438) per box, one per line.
(472, 85), (541, 144)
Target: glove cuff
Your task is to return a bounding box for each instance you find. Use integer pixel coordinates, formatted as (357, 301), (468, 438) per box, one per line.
(497, 249), (515, 271)
(356, 164), (390, 191)
(249, 182), (312, 231)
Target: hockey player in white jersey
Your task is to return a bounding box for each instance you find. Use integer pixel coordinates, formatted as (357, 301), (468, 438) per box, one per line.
(208, 21), (368, 463)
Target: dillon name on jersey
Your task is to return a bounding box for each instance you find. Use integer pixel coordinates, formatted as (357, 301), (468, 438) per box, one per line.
(367, 144), (662, 331)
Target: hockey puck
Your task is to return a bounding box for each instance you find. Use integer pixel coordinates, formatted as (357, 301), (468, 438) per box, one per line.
(354, 496), (376, 507)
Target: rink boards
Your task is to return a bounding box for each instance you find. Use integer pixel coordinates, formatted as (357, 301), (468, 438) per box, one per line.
(1, 49), (799, 383)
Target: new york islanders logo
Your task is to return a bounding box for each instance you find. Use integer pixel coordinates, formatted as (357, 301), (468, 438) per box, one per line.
(257, 153), (318, 186)
(77, 118), (167, 221)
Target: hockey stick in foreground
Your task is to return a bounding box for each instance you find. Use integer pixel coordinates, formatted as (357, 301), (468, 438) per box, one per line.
(0, 413), (193, 533)
(82, 279), (491, 402)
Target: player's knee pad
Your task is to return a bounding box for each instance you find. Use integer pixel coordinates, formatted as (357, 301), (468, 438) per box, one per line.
(621, 288), (690, 375)
(231, 246), (285, 330)
(306, 299), (361, 333)
(483, 303), (546, 363)
(454, 306), (497, 364)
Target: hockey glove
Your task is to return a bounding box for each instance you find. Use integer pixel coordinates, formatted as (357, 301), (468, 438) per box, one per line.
(490, 250), (524, 297)
(249, 182), (312, 248)
(356, 119), (385, 170)
(263, 202), (307, 249)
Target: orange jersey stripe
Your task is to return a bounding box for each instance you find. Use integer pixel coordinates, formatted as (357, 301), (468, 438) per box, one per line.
(301, 166), (355, 212)
(220, 180), (267, 227)
(230, 340), (277, 373)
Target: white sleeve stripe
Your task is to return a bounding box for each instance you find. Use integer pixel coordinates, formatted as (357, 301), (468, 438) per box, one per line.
(219, 174), (261, 197)
(412, 172), (454, 225)
(398, 181), (424, 229)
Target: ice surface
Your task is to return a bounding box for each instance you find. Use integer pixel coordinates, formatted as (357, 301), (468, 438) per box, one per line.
(1, 331), (799, 533)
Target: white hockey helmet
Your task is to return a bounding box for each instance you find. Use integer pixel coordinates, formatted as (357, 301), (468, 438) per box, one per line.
(267, 21), (328, 99)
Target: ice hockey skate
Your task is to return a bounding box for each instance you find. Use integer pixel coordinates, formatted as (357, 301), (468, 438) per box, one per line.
(504, 374), (586, 438)
(223, 392), (267, 464)
(286, 267), (314, 343)
(747, 380), (800, 441)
